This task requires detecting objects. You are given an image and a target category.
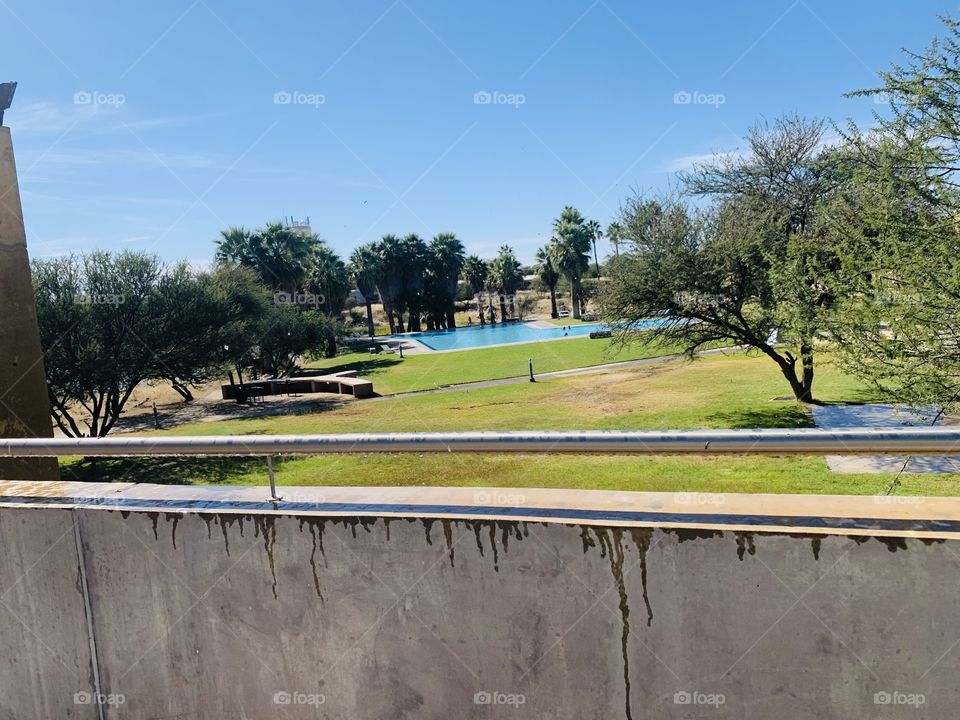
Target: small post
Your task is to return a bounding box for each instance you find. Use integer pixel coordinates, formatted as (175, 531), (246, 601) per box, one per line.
(528, 358), (535, 382)
(398, 342), (404, 359)
(152, 402), (161, 430)
(267, 456), (281, 503)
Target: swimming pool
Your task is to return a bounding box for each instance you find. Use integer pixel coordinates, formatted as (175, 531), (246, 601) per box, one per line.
(395, 320), (665, 352)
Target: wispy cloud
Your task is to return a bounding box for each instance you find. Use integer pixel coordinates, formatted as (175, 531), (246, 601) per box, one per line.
(8, 100), (203, 136)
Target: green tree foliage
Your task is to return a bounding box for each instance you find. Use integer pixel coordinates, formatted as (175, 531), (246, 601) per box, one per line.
(488, 245), (523, 319)
(828, 15), (960, 407)
(549, 207), (593, 319)
(533, 246), (561, 318)
(349, 243), (380, 338)
(32, 251), (266, 436)
(424, 233), (466, 329)
(601, 117), (840, 402)
(256, 305), (342, 377)
(461, 255), (488, 324)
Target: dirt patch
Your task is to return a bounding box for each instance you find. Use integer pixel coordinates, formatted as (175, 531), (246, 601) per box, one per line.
(65, 393), (352, 436)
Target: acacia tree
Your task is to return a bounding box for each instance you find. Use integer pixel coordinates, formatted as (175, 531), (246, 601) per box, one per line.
(827, 15), (960, 407)
(32, 252), (265, 436)
(601, 117), (841, 402)
(143, 263), (268, 400)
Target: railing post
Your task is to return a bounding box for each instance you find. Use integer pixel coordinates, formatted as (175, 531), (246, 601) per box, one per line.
(266, 456), (281, 503)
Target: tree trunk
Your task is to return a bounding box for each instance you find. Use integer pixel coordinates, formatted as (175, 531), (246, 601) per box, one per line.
(776, 345), (815, 403)
(446, 309), (456, 329)
(477, 297), (485, 325)
(364, 301), (375, 338)
(571, 277), (581, 319)
(508, 294), (515, 319)
(169, 379), (194, 402)
(549, 286), (558, 318)
(499, 294), (508, 322)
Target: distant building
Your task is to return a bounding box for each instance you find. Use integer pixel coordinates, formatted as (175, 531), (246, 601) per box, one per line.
(284, 216), (312, 234)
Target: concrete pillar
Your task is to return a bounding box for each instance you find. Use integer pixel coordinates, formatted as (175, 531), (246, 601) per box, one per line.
(0, 126), (58, 479)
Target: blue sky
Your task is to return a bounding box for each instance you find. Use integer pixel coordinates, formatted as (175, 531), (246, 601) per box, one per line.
(2, 0), (949, 265)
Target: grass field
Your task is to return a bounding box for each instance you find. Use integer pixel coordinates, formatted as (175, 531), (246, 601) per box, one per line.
(305, 334), (683, 394)
(63, 352), (959, 496)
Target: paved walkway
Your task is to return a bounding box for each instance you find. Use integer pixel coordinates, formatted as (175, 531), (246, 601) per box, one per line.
(811, 403), (960, 474)
(368, 346), (745, 401)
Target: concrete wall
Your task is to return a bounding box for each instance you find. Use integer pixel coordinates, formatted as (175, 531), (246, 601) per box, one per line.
(0, 126), (58, 480)
(1, 495), (957, 719)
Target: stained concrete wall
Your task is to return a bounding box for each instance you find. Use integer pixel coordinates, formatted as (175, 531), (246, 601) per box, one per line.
(2, 497), (959, 719)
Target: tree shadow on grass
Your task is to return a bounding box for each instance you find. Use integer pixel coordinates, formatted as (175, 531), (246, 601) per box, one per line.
(60, 455), (294, 486)
(709, 405), (813, 430)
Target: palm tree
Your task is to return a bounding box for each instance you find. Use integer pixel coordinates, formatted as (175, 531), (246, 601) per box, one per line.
(398, 234), (429, 332)
(350, 244), (380, 338)
(534, 246), (560, 318)
(462, 255), (488, 324)
(372, 234), (404, 334)
(307, 240), (350, 316)
(429, 233), (466, 328)
(215, 223), (314, 295)
(607, 221), (623, 258)
(586, 219), (603, 276)
(488, 245), (522, 319)
(550, 206), (592, 319)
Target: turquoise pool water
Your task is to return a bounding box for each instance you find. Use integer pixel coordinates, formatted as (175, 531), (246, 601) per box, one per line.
(396, 319), (665, 351)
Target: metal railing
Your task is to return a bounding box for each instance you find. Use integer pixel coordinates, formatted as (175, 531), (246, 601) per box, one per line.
(3, 429), (957, 502)
(3, 428), (960, 457)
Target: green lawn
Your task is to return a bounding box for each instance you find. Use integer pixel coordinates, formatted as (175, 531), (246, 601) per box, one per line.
(305, 335), (684, 395)
(62, 353), (959, 496)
